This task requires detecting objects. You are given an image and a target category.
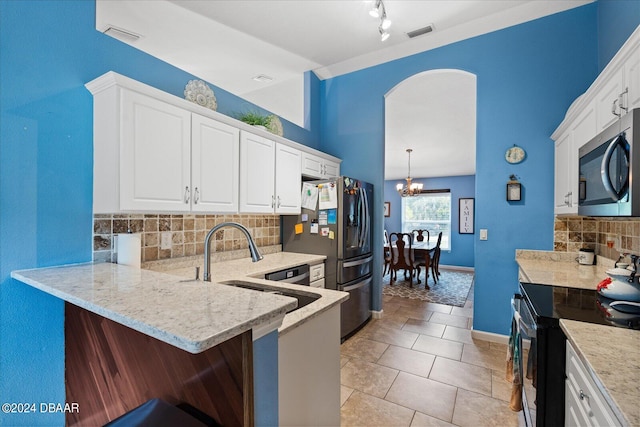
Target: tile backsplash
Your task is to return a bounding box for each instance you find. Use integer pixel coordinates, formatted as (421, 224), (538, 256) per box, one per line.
(554, 216), (640, 259)
(94, 214), (280, 263)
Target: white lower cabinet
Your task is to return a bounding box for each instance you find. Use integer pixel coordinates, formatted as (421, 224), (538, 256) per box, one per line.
(565, 341), (620, 427)
(279, 304), (340, 426)
(240, 131), (301, 214)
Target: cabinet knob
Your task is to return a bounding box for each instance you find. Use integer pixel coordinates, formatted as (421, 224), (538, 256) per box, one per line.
(184, 186), (190, 204)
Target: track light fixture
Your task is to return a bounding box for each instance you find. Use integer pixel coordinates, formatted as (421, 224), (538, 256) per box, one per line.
(369, 0), (391, 41)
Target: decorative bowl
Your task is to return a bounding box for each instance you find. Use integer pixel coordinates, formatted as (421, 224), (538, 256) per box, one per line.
(184, 79), (217, 111)
(266, 115), (283, 137)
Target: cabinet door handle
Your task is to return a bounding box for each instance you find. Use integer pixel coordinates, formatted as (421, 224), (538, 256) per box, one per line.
(322, 164), (326, 176)
(619, 87), (629, 113)
(194, 187), (200, 205)
(565, 191), (572, 207)
(612, 99), (621, 117)
(184, 186), (190, 204)
(277, 196), (281, 208)
(271, 195), (275, 208)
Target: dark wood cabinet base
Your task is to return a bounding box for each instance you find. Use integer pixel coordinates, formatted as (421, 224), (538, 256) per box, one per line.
(65, 303), (253, 426)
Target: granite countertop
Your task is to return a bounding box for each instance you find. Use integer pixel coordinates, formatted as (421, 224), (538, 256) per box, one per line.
(144, 252), (349, 336)
(516, 249), (638, 425)
(11, 252), (347, 353)
(516, 249), (615, 290)
(560, 319), (640, 426)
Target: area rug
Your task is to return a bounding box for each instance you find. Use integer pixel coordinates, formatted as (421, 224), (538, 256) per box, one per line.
(382, 269), (474, 307)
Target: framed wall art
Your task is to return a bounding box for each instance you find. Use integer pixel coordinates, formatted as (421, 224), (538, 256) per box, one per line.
(383, 202), (391, 217)
(459, 198), (474, 234)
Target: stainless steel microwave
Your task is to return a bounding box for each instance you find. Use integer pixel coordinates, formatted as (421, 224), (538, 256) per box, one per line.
(578, 108), (639, 216)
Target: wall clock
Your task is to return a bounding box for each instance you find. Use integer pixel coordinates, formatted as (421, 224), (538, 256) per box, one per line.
(505, 145), (526, 164)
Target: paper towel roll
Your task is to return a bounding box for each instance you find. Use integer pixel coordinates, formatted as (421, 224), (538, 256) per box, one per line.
(117, 233), (141, 268)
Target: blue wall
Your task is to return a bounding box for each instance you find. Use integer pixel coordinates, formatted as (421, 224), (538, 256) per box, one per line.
(383, 176), (475, 268)
(597, 0), (640, 71)
(0, 1), (317, 424)
(321, 5), (599, 331)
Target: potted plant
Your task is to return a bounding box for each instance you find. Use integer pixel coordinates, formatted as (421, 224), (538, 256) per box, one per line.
(236, 111), (283, 136)
(236, 111), (271, 129)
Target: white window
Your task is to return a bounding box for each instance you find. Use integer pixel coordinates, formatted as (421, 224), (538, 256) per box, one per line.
(401, 191), (451, 250)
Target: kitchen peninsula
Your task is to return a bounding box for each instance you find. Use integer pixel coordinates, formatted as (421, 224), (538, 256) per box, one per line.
(11, 252), (347, 426)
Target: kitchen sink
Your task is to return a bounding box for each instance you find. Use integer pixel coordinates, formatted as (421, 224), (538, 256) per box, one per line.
(220, 281), (320, 314)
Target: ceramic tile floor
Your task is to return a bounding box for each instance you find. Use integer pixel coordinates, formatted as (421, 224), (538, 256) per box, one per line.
(340, 285), (523, 426)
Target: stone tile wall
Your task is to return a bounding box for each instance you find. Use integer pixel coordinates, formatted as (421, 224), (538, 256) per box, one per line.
(554, 216), (640, 259)
(94, 214), (280, 263)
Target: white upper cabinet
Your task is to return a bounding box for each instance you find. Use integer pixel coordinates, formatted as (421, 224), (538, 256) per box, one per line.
(116, 90), (191, 212)
(91, 83), (238, 214)
(240, 132), (301, 214)
(191, 114), (239, 213)
(625, 47), (640, 112)
(301, 151), (340, 179)
(595, 67), (625, 131)
(554, 130), (573, 213)
(552, 26), (639, 215)
(240, 132), (276, 213)
(87, 71), (337, 215)
(275, 143), (302, 214)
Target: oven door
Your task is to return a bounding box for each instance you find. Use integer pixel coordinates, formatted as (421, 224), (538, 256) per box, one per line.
(512, 295), (538, 427)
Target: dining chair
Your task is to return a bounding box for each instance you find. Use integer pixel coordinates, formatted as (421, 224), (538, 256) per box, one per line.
(411, 229), (430, 282)
(383, 230), (391, 276)
(430, 232), (443, 284)
(388, 232), (421, 286)
(412, 229), (430, 243)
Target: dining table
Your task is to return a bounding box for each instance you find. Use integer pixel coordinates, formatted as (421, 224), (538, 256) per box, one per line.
(386, 239), (438, 289)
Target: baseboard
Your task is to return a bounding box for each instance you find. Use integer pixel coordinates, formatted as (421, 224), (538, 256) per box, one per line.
(439, 265), (474, 273)
(371, 309), (384, 319)
(471, 329), (509, 345)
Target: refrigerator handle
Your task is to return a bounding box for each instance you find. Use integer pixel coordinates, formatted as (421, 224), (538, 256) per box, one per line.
(360, 187), (370, 250)
(342, 275), (372, 292)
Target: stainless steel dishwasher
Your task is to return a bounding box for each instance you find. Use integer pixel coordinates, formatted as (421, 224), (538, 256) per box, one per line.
(264, 264), (310, 286)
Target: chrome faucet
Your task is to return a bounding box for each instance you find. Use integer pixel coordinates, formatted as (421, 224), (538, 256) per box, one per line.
(203, 222), (263, 282)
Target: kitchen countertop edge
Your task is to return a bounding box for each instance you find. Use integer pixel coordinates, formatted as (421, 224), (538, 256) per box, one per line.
(147, 252), (350, 336)
(10, 262), (298, 354)
(560, 319), (639, 427)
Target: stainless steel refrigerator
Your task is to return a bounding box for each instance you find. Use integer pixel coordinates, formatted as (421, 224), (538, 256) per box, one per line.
(281, 176), (373, 339)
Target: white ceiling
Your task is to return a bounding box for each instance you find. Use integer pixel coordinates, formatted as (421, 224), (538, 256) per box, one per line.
(385, 70), (476, 180)
(95, 0), (592, 178)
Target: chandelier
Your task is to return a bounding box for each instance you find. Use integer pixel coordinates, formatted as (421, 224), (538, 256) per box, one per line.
(396, 149), (423, 197)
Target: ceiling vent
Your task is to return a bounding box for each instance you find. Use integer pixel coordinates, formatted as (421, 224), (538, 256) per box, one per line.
(103, 26), (141, 43)
(252, 74), (274, 83)
(407, 24), (434, 39)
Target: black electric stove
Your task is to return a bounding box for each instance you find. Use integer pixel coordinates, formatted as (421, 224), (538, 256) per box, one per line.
(520, 282), (640, 330)
(515, 282), (639, 427)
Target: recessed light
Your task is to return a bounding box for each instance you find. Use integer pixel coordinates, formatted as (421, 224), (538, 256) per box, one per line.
(252, 74), (274, 83)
